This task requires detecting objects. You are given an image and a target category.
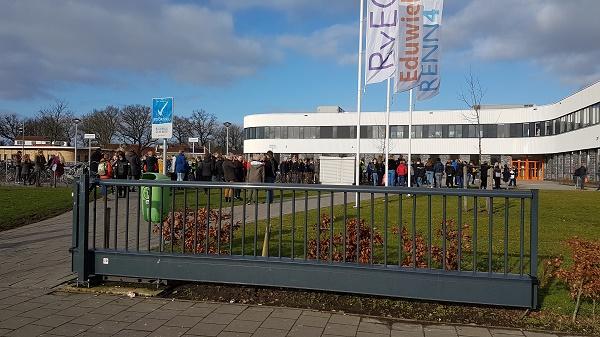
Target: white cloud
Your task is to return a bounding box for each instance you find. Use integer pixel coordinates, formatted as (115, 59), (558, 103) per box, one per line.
(0, 0), (268, 99)
(209, 0), (356, 15)
(277, 24), (358, 65)
(444, 0), (600, 85)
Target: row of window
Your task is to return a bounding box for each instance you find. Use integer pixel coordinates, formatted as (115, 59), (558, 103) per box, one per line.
(245, 103), (600, 140)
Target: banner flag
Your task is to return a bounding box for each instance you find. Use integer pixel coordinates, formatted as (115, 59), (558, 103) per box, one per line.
(417, 0), (443, 101)
(365, 0), (400, 85)
(395, 0), (423, 93)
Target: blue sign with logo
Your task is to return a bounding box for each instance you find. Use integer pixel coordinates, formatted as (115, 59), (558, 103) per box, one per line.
(152, 97), (174, 139)
(152, 97), (173, 124)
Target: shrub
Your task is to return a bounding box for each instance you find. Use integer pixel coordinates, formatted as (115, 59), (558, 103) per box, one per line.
(555, 238), (600, 321)
(154, 208), (240, 254)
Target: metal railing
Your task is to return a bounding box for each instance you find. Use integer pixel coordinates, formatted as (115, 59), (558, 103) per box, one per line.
(71, 175), (539, 308)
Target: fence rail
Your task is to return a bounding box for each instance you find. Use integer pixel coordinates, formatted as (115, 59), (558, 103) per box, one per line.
(71, 175), (539, 308)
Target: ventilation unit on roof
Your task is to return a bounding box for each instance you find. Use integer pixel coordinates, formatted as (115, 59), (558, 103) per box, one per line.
(316, 106), (345, 113)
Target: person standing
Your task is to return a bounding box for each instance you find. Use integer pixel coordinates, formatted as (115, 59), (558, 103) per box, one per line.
(493, 163), (502, 189)
(197, 155), (214, 182)
(222, 155), (237, 202)
(98, 154), (113, 198)
(424, 159), (434, 187)
(387, 157), (397, 187)
(15, 151), (22, 184)
(479, 162), (490, 189)
(466, 162), (474, 187)
(175, 150), (188, 182)
(21, 154), (32, 185)
(234, 155), (245, 200)
(34, 150), (47, 187)
(246, 155), (265, 204)
(90, 148), (102, 175)
(433, 158), (444, 188)
(509, 165), (517, 187)
(264, 151), (278, 203)
(126, 150), (142, 180)
(50, 152), (65, 188)
(415, 160), (425, 187)
(144, 150), (159, 173)
(576, 165), (587, 190)
(114, 152), (129, 197)
(502, 164), (510, 189)
(444, 160), (454, 188)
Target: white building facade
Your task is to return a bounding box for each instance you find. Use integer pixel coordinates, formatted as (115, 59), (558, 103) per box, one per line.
(244, 82), (600, 181)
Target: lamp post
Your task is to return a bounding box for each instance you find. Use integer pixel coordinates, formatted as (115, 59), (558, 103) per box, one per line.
(19, 123), (24, 153)
(223, 122), (231, 155)
(73, 118), (81, 165)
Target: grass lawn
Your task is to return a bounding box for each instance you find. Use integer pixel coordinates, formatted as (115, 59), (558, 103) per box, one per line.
(0, 186), (73, 231)
(162, 189), (600, 318)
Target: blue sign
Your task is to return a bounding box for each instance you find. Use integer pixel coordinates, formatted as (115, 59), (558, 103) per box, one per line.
(152, 97), (173, 139)
(152, 97), (173, 125)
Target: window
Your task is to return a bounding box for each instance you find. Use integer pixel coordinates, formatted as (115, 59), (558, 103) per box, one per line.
(510, 124), (522, 137)
(335, 126), (353, 138)
(448, 125), (463, 138)
(583, 107), (590, 127)
(430, 125), (442, 138)
(467, 125), (477, 138)
(320, 126), (333, 138)
(249, 128), (256, 139)
(574, 110), (581, 130)
(256, 127), (265, 139)
(288, 126), (299, 139)
(534, 123), (541, 136)
(483, 124), (497, 138)
(390, 125), (408, 138)
(566, 113), (574, 132)
(281, 126), (288, 139)
(497, 124), (509, 138)
(544, 121), (552, 136)
(412, 125), (423, 138)
(560, 116), (566, 133)
(593, 104), (600, 125)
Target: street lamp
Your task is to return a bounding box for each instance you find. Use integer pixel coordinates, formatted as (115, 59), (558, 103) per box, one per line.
(223, 122), (232, 155)
(18, 123), (24, 154)
(73, 118), (81, 164)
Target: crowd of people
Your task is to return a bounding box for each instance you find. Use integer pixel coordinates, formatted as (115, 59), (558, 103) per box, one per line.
(361, 156), (520, 190)
(12, 150), (66, 187)
(277, 155), (317, 184)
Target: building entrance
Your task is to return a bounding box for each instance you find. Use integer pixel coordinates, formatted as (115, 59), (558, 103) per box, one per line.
(512, 159), (544, 181)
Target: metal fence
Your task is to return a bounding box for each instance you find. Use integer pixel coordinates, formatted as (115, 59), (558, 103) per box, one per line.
(71, 175), (539, 308)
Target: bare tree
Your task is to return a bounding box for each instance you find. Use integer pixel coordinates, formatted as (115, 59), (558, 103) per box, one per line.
(80, 106), (120, 148)
(459, 70), (486, 164)
(190, 109), (217, 147)
(215, 123), (244, 153)
(0, 113), (24, 143)
(37, 100), (73, 142)
(119, 105), (154, 154)
(172, 116), (194, 145)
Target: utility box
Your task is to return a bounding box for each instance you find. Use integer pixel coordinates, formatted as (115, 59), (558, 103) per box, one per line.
(319, 156), (355, 185)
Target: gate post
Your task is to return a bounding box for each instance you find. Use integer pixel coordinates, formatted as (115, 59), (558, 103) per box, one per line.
(530, 189), (539, 309)
(71, 174), (91, 285)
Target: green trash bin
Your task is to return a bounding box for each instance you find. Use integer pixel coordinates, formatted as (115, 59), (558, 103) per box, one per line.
(140, 173), (172, 223)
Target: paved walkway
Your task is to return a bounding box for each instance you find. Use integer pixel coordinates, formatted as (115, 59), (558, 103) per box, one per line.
(0, 188), (589, 336)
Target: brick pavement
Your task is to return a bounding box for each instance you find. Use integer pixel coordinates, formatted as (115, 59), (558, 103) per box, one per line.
(0, 286), (574, 337)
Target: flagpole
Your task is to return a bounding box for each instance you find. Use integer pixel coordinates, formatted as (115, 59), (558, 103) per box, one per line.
(384, 78), (391, 187)
(355, 0), (365, 205)
(407, 88), (413, 188)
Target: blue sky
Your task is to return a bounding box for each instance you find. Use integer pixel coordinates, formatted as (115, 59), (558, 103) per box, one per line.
(1, 0), (598, 124)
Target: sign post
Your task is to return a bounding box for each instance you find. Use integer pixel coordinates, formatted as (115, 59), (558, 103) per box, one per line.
(188, 137), (199, 155)
(84, 134), (96, 170)
(152, 97), (174, 175)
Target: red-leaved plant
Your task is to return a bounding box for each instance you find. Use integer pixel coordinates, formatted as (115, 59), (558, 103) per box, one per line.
(154, 208), (240, 255)
(555, 238), (600, 321)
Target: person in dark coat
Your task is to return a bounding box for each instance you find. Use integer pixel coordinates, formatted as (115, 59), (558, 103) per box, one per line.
(213, 154), (224, 182)
(502, 164), (511, 188)
(126, 151), (142, 180)
(264, 151), (278, 203)
(444, 160), (454, 188)
(233, 155), (245, 200)
(114, 152), (129, 197)
(480, 162), (491, 189)
(90, 148), (102, 174)
(197, 155), (214, 182)
(222, 155), (237, 202)
(144, 150), (159, 173)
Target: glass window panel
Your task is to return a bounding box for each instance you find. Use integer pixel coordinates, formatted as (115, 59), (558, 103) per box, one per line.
(544, 121), (551, 136)
(442, 125), (449, 138)
(448, 125), (455, 138)
(468, 125), (476, 138)
(335, 126), (350, 138)
(434, 125), (442, 138)
(289, 126), (299, 139)
(257, 127), (265, 139)
(412, 125), (423, 138)
(281, 126), (288, 139)
(423, 125), (431, 138)
(583, 107), (590, 126)
(510, 124), (522, 137)
(320, 126), (334, 138)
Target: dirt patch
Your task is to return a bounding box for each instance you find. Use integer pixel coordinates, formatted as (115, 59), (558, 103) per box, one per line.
(162, 283), (599, 336)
